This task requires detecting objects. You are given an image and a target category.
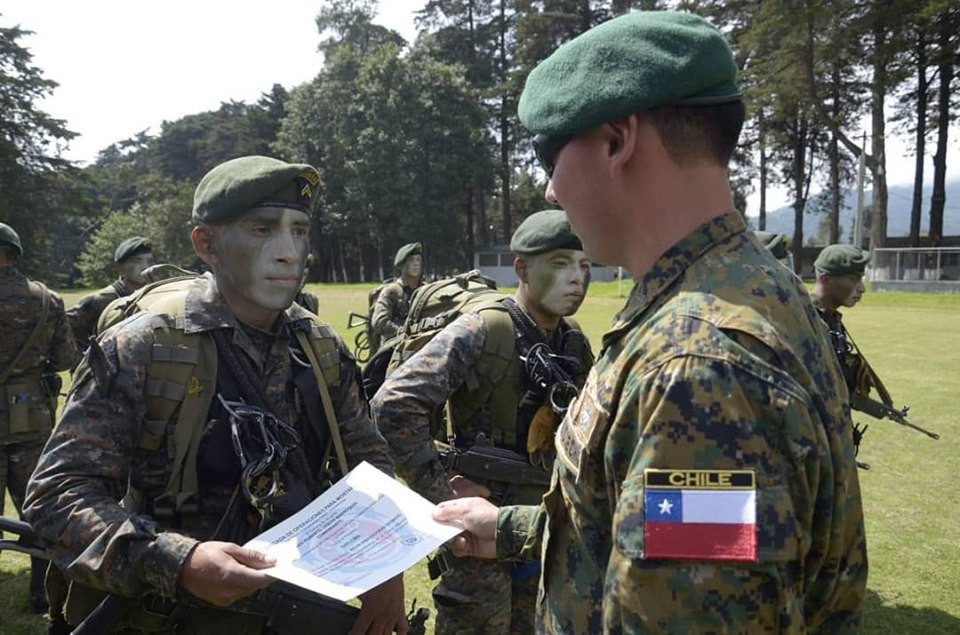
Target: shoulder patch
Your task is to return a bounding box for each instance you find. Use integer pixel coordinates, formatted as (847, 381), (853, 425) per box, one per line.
(643, 468), (756, 562)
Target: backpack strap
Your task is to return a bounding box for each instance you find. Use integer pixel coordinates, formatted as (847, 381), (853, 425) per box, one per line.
(293, 325), (349, 475)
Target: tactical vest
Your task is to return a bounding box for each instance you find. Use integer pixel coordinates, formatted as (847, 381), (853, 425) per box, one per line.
(61, 277), (351, 629)
(0, 279), (57, 442)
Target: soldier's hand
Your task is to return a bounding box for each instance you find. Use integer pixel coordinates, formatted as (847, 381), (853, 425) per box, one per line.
(178, 541), (276, 607)
(448, 475), (492, 499)
(354, 574), (408, 634)
(432, 497), (498, 559)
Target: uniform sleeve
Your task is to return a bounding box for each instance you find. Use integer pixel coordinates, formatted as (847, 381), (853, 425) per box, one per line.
(371, 284), (403, 340)
(371, 312), (487, 503)
(601, 351), (861, 633)
(334, 346), (395, 478)
(496, 503), (546, 561)
(47, 293), (79, 371)
(23, 322), (197, 599)
(65, 295), (97, 354)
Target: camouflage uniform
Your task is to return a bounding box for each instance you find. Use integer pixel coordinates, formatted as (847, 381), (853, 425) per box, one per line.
(810, 294), (861, 394)
(24, 274), (394, 632)
(496, 213), (867, 633)
(370, 280), (413, 345)
(0, 265), (77, 604)
(373, 308), (592, 634)
(66, 279), (130, 353)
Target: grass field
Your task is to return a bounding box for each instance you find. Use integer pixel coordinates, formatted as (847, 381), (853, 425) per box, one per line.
(1, 281), (958, 633)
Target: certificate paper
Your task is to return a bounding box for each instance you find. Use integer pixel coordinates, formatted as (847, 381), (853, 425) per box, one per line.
(245, 461), (461, 601)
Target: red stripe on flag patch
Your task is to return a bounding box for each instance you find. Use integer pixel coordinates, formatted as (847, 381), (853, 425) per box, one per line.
(644, 521), (757, 561)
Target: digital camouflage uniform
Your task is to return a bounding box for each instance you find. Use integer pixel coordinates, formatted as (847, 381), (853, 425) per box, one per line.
(24, 274), (394, 633)
(66, 279), (131, 353)
(495, 213), (867, 633)
(0, 264), (78, 604)
(373, 307), (592, 634)
(370, 280), (413, 346)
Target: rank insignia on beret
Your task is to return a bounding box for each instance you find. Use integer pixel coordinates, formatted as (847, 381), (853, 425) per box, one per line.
(642, 469), (756, 561)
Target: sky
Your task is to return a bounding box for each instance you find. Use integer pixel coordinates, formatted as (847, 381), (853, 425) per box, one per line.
(3, 1), (958, 216)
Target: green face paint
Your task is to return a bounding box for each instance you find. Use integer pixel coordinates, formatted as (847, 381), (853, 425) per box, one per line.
(212, 207), (311, 325)
(402, 254), (423, 279)
(831, 273), (865, 308)
(524, 249), (591, 318)
(119, 252), (155, 288)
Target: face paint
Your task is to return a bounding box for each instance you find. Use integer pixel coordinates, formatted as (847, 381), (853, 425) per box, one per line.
(831, 273), (865, 308)
(524, 249), (590, 318)
(119, 252), (155, 288)
(403, 254), (423, 279)
(211, 207), (311, 325)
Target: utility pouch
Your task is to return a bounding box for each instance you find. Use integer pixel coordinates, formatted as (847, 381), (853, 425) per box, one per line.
(4, 383), (33, 436)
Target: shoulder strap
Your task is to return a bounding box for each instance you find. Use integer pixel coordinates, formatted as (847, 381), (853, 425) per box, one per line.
(0, 281), (50, 385)
(294, 328), (349, 475)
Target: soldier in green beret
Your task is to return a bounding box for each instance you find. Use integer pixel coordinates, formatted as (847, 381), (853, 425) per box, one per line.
(25, 156), (407, 633)
(0, 223), (78, 613)
(434, 11), (866, 633)
(370, 242), (424, 354)
(372, 210), (594, 633)
(753, 230), (794, 269)
(66, 235), (155, 355)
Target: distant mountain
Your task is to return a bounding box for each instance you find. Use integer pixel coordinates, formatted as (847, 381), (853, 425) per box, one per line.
(754, 177), (960, 242)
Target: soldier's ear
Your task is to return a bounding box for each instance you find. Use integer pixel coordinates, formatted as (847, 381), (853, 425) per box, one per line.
(192, 224), (218, 266)
(514, 256), (528, 283)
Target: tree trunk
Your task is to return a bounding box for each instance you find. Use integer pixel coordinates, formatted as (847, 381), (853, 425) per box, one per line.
(910, 30), (928, 247)
(791, 117), (808, 275)
(498, 0), (511, 244)
(337, 231), (349, 283)
(869, 19), (889, 252)
(759, 110), (768, 231)
(929, 10), (954, 245)
(465, 183), (475, 270)
(828, 64), (841, 244)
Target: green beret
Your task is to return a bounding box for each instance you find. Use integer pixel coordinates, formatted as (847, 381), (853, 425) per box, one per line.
(0, 222), (23, 255)
(393, 242), (422, 268)
(510, 209), (583, 255)
(753, 230), (790, 260)
(114, 236), (152, 263)
(193, 156), (321, 223)
(815, 244), (870, 276)
(519, 11), (741, 136)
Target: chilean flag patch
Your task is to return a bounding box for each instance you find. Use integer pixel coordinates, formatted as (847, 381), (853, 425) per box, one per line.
(642, 469), (757, 561)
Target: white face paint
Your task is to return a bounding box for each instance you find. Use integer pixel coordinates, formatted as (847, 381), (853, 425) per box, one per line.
(211, 207), (311, 325)
(118, 252), (155, 288)
(524, 249), (591, 318)
(403, 254), (423, 279)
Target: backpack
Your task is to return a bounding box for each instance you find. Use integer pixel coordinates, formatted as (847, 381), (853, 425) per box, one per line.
(361, 270), (505, 398)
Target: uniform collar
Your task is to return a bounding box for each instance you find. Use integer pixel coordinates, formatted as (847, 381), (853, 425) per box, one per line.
(0, 266), (24, 282)
(181, 272), (315, 335)
(602, 211), (746, 349)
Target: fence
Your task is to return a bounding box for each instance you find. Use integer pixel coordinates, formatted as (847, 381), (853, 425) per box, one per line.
(869, 247), (960, 292)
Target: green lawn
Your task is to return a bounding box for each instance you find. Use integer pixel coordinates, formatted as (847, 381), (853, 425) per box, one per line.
(1, 282), (958, 633)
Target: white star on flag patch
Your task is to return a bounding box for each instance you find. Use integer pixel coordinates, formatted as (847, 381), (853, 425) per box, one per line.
(642, 468), (757, 562)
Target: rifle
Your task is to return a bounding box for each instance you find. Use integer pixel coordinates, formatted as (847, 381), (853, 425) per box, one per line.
(1, 516), (429, 634)
(437, 443), (551, 489)
(850, 393), (940, 440)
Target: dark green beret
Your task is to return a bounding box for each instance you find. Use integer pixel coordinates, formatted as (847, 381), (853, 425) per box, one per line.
(0, 222), (23, 255)
(815, 244), (870, 276)
(114, 236), (152, 263)
(393, 242), (422, 268)
(518, 11), (741, 136)
(510, 209), (583, 255)
(193, 156), (321, 223)
(753, 230), (790, 260)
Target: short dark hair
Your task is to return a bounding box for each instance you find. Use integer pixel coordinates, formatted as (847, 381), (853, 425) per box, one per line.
(648, 101), (745, 168)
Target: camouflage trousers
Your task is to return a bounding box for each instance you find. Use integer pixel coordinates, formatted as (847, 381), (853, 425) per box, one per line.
(0, 437), (47, 600)
(433, 552), (538, 634)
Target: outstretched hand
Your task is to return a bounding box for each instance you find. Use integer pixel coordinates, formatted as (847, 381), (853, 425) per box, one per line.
(179, 541), (276, 607)
(354, 574), (408, 634)
(432, 497), (499, 559)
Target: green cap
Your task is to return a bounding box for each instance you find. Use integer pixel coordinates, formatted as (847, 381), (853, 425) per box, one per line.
(114, 236), (152, 263)
(193, 156), (321, 223)
(510, 209), (583, 255)
(519, 11), (741, 136)
(393, 242), (422, 268)
(815, 244), (870, 276)
(0, 222), (23, 256)
(753, 231), (790, 260)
